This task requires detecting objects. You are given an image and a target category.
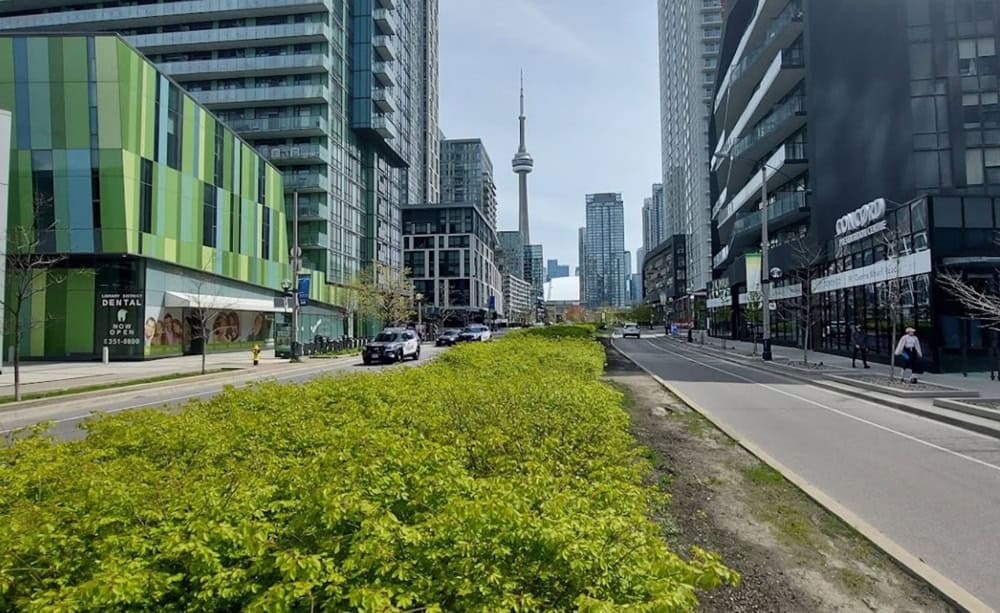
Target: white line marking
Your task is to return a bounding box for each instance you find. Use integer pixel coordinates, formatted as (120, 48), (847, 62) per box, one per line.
(621, 339), (1000, 475)
(644, 336), (1000, 442)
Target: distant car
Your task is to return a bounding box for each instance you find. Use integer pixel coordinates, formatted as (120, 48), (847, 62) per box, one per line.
(436, 329), (461, 346)
(363, 329), (420, 364)
(622, 324), (641, 339)
(458, 324), (492, 342)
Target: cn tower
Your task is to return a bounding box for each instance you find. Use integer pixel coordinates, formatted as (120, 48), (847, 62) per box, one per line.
(512, 71), (534, 246)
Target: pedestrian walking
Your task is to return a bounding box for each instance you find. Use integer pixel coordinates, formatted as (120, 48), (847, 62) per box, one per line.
(894, 327), (923, 383)
(851, 325), (870, 369)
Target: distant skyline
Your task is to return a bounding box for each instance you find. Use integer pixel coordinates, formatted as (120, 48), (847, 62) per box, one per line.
(439, 0), (660, 271)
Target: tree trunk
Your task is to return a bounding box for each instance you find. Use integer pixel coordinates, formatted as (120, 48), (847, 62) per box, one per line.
(201, 339), (207, 375)
(13, 328), (21, 402)
(803, 300), (810, 366)
(889, 317), (897, 383)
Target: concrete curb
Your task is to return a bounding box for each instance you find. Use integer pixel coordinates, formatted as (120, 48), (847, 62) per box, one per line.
(0, 355), (358, 413)
(825, 374), (979, 399)
(608, 341), (993, 613)
(934, 398), (1000, 423)
(665, 340), (1000, 440)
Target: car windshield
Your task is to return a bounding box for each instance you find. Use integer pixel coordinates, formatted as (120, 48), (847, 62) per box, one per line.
(461, 328), (476, 334)
(374, 333), (400, 342)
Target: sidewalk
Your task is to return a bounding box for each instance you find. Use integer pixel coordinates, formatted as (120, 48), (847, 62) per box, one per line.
(0, 349), (291, 399)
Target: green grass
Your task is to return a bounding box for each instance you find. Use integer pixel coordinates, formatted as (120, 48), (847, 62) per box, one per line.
(744, 464), (784, 485)
(0, 370), (227, 405)
(672, 410), (711, 437)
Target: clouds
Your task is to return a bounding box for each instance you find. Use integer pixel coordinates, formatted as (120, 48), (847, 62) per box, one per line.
(439, 0), (659, 267)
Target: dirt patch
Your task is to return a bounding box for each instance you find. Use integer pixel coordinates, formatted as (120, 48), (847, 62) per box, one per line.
(603, 344), (953, 612)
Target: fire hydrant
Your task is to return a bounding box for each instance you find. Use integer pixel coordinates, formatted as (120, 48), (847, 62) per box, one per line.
(252, 344), (261, 366)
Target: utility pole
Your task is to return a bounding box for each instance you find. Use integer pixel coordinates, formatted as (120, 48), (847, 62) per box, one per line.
(291, 191), (302, 362)
(760, 166), (773, 361)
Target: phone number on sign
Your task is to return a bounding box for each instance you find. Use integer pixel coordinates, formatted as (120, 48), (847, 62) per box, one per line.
(103, 338), (142, 346)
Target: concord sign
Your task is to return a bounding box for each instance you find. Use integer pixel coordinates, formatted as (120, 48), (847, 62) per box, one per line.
(835, 197), (887, 237)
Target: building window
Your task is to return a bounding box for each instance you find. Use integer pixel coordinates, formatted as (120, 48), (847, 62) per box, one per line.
(203, 184), (217, 247)
(166, 84), (181, 170)
(139, 158), (153, 233)
(438, 249), (461, 277)
(261, 206), (271, 260)
(91, 151), (101, 231)
(257, 159), (266, 205)
(214, 126), (224, 187)
(229, 194), (241, 253)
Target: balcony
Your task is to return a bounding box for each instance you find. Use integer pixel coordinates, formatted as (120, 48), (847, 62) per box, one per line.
(192, 85), (328, 108)
(372, 115), (398, 140)
(284, 173), (329, 192)
(373, 61), (395, 87)
(375, 0), (395, 8)
(373, 8), (396, 36)
(261, 143), (328, 165)
(299, 230), (329, 249)
(0, 0), (331, 31)
(715, 141), (809, 224)
(128, 22), (331, 54)
(223, 115), (328, 137)
(730, 191), (809, 247)
(372, 87), (395, 113)
(715, 0), (804, 122)
(732, 95), (806, 165)
(159, 53), (331, 79)
(373, 35), (396, 61)
(295, 201), (329, 221)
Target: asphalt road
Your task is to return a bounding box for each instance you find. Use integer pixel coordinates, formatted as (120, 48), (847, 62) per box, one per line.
(612, 335), (1000, 611)
(0, 343), (448, 442)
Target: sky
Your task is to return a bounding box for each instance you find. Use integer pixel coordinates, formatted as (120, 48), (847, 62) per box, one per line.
(438, 0), (661, 272)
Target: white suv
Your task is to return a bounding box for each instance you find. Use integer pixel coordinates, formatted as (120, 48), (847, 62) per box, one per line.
(622, 324), (641, 339)
(363, 329), (421, 364)
(459, 324), (492, 342)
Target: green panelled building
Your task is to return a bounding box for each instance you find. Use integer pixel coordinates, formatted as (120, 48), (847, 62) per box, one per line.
(0, 34), (348, 360)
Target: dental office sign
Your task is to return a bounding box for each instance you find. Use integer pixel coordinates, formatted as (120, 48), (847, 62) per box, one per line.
(836, 197), (887, 248)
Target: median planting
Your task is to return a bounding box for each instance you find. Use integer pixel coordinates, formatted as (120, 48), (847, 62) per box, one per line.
(0, 329), (734, 611)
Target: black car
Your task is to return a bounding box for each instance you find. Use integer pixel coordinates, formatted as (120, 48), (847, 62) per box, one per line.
(436, 329), (461, 346)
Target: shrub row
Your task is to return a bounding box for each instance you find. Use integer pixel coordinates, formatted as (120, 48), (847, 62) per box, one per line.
(0, 335), (734, 611)
(518, 323), (597, 340)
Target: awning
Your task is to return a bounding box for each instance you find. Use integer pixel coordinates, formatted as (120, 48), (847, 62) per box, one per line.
(164, 291), (287, 313)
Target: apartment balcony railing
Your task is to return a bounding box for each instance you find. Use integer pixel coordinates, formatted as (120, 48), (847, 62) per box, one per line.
(284, 173), (329, 191)
(295, 201), (329, 221)
(373, 61), (395, 86)
(731, 95), (806, 161)
(159, 53), (331, 79)
(373, 35), (396, 61)
(299, 231), (329, 248)
(373, 8), (396, 36)
(0, 0), (331, 30)
(129, 22), (331, 53)
(223, 115), (328, 136)
(372, 87), (395, 113)
(192, 85), (329, 108)
(731, 191), (808, 239)
(373, 115), (398, 140)
(726, 0), (803, 90)
(262, 143), (328, 164)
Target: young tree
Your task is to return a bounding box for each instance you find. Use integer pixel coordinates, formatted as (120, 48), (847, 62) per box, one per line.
(745, 290), (763, 356)
(1, 222), (66, 401)
(712, 304), (732, 350)
(352, 263), (415, 330)
(629, 303), (653, 326)
(184, 266), (240, 374)
(784, 235), (826, 365)
(876, 228), (915, 382)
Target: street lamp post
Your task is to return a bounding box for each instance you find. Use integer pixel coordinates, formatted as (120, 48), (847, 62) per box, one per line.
(415, 292), (423, 339)
(287, 191), (302, 362)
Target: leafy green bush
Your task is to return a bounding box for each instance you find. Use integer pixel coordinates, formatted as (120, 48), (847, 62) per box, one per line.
(0, 336), (734, 611)
(519, 323), (597, 339)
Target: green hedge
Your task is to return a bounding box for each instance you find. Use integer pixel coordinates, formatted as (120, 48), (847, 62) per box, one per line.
(0, 336), (734, 611)
(519, 323), (597, 339)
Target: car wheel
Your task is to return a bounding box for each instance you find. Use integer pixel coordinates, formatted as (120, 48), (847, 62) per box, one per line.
(363, 356), (372, 365)
(413, 347), (421, 360)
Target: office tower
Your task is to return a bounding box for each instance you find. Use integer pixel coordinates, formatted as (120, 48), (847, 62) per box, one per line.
(511, 73), (534, 245)
(546, 259), (570, 280)
(497, 230), (525, 278)
(439, 138), (497, 230)
(0, 0), (440, 311)
(583, 193), (627, 308)
(642, 183), (668, 252)
(524, 243), (545, 303)
(658, 0), (724, 294)
(578, 227), (587, 303)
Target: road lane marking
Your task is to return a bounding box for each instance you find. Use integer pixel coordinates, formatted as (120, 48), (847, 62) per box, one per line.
(625, 339), (1000, 475)
(644, 336), (1000, 444)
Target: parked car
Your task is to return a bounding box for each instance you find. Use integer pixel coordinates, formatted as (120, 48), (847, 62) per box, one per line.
(458, 324), (492, 342)
(363, 328), (420, 364)
(622, 323), (641, 339)
(436, 329), (461, 346)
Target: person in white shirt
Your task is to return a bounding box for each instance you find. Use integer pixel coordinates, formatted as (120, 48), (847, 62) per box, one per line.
(894, 327), (923, 383)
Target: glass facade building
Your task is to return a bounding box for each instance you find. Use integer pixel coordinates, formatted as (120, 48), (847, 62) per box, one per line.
(583, 192), (627, 308)
(439, 138), (497, 229)
(0, 34), (346, 360)
(710, 0), (1000, 372)
(658, 0), (724, 295)
(0, 0), (440, 317)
